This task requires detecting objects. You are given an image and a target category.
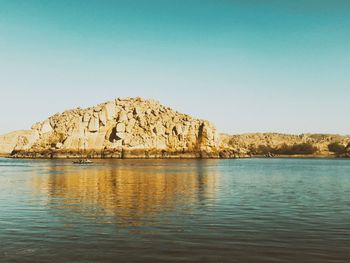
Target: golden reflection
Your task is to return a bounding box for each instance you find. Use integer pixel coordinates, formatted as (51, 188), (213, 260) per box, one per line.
(31, 160), (219, 226)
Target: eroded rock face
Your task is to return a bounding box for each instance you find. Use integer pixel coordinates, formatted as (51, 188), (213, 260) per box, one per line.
(6, 97), (219, 158)
(0, 130), (39, 154)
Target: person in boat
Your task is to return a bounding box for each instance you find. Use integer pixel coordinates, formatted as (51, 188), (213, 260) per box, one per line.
(73, 159), (93, 164)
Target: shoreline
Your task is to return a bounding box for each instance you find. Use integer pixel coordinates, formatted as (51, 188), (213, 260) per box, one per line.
(2, 153), (348, 160)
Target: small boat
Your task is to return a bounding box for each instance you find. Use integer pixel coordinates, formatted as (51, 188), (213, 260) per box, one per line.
(73, 159), (93, 165)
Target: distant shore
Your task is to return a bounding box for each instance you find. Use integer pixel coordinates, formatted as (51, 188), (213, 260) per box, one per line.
(2, 150), (348, 160)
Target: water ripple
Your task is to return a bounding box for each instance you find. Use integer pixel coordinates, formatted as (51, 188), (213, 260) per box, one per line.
(0, 158), (349, 262)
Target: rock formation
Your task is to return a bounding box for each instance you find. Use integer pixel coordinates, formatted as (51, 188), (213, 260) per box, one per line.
(1, 97), (349, 159)
(1, 97), (219, 158)
(219, 133), (350, 158)
(0, 130), (39, 155)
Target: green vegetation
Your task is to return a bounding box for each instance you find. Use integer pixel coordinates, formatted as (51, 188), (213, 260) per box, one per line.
(276, 143), (318, 155)
(328, 142), (346, 154)
(251, 143), (318, 155)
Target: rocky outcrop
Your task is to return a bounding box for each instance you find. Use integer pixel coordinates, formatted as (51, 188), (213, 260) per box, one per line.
(0, 130), (39, 155)
(2, 97), (349, 159)
(5, 97), (219, 158)
(219, 133), (350, 158)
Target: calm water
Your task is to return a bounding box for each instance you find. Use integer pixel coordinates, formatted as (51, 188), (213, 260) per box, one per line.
(0, 158), (349, 262)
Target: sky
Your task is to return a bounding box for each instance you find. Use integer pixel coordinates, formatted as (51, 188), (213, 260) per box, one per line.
(0, 0), (349, 135)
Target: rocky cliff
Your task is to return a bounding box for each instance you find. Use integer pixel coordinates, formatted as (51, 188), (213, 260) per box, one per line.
(1, 97), (219, 158)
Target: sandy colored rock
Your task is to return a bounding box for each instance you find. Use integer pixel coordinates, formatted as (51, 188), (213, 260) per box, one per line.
(0, 130), (39, 154)
(219, 133), (350, 157)
(102, 102), (116, 121)
(5, 97), (217, 158)
(116, 132), (125, 140)
(99, 110), (107, 126)
(41, 119), (53, 134)
(116, 123), (126, 133)
(11, 96), (349, 159)
(88, 116), (99, 132)
(153, 122), (165, 136)
(118, 111), (128, 122)
(3, 99), (349, 158)
(83, 112), (91, 123)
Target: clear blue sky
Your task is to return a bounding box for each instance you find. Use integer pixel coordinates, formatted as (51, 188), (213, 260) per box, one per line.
(0, 0), (349, 135)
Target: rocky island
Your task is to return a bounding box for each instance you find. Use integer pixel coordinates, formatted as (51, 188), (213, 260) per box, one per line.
(0, 97), (349, 159)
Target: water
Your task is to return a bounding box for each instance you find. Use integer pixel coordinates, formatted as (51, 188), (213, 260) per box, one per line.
(0, 158), (349, 262)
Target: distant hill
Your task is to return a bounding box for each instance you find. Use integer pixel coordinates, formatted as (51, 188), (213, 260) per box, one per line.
(219, 133), (350, 158)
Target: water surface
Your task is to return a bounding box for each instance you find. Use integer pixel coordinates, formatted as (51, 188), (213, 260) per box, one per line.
(0, 158), (349, 262)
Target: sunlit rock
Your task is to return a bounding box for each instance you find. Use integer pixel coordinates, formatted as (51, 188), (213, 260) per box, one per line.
(2, 97), (221, 158)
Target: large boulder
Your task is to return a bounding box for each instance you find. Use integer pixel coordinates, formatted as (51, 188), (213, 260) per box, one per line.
(41, 119), (53, 134)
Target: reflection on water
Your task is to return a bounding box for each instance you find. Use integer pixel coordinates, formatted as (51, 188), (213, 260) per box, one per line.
(1, 158), (350, 262)
(32, 160), (218, 227)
